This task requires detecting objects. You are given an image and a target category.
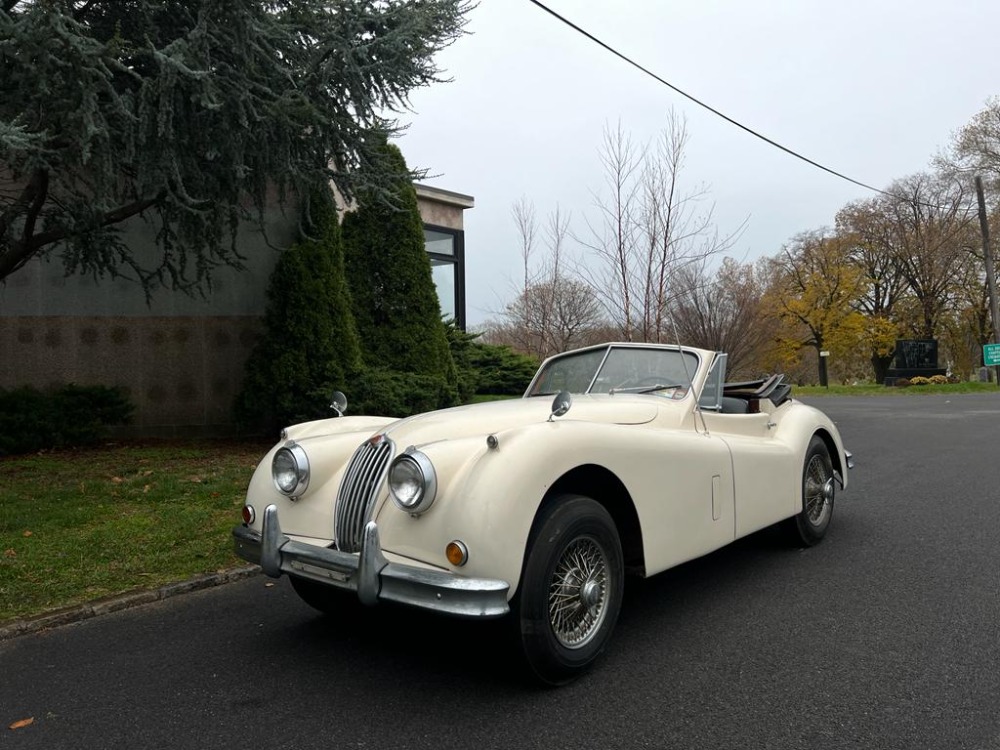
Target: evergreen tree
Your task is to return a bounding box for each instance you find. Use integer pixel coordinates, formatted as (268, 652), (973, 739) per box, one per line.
(0, 1), (471, 291)
(236, 188), (361, 433)
(343, 141), (458, 405)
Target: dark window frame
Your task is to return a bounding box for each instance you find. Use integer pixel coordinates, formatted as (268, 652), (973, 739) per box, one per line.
(423, 223), (466, 330)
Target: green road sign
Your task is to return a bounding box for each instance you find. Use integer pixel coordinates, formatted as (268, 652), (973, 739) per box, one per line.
(984, 343), (1000, 367)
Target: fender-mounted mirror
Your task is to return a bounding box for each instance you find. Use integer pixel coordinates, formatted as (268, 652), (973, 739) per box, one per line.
(549, 390), (573, 422)
(330, 391), (348, 417)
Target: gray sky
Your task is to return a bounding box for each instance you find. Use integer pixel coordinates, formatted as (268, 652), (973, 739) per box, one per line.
(400, 0), (1000, 328)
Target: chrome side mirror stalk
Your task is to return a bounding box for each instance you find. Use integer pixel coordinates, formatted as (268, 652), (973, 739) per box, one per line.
(330, 390), (348, 417)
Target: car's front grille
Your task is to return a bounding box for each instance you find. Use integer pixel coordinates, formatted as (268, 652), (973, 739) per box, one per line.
(334, 437), (393, 552)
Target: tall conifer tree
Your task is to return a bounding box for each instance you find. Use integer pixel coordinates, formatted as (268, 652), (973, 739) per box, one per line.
(236, 187), (361, 432)
(342, 141), (457, 403)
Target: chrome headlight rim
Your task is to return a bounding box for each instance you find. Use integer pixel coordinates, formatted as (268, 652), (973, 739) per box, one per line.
(272, 442), (310, 497)
(389, 448), (437, 514)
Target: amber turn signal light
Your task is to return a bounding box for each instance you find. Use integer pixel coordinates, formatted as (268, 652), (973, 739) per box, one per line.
(445, 540), (468, 567)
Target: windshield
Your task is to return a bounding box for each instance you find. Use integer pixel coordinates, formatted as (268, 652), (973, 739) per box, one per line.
(526, 346), (700, 397)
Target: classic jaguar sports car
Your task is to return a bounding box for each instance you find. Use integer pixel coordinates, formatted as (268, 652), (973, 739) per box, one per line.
(233, 342), (853, 684)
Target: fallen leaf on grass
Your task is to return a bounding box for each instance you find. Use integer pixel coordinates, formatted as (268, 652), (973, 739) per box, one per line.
(3, 549), (15, 558)
(111, 476), (124, 484)
(22, 530), (32, 537)
(9, 717), (34, 730)
(184, 476), (203, 483)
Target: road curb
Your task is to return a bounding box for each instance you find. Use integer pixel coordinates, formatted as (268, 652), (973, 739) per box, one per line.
(0, 565), (262, 643)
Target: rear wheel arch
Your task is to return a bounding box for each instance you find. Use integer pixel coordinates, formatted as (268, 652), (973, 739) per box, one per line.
(811, 428), (844, 479)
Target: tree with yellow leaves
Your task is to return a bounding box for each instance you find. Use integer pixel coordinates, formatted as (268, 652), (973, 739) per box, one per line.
(765, 231), (867, 384)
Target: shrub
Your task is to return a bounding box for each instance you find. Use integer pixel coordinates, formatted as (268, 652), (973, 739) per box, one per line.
(929, 375), (949, 385)
(446, 321), (540, 400)
(235, 188), (362, 434)
(894, 378), (912, 387)
(466, 342), (539, 396)
(348, 368), (456, 418)
(0, 384), (134, 455)
(910, 376), (931, 386)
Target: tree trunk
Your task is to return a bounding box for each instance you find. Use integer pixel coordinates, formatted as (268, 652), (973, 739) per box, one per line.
(871, 352), (894, 384)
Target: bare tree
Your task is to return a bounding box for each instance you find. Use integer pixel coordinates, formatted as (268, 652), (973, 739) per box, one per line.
(491, 277), (605, 358)
(670, 256), (773, 378)
(512, 196), (538, 293)
(937, 97), (1000, 188)
(578, 122), (643, 340)
(579, 112), (742, 342)
(486, 202), (606, 359)
(880, 173), (975, 339)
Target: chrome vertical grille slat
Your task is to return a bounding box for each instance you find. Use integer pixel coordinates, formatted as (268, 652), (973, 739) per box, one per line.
(335, 438), (393, 552)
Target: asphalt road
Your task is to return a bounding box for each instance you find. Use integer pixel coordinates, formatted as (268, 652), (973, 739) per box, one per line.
(3, 394), (1000, 750)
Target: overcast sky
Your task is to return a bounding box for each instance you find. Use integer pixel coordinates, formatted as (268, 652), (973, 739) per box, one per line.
(399, 0), (1000, 328)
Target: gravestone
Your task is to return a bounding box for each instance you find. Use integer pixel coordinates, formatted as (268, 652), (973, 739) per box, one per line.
(884, 339), (947, 385)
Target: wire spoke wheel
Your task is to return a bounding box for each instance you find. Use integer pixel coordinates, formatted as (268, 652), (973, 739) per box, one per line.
(516, 495), (624, 684)
(547, 536), (610, 649)
(782, 435), (836, 547)
(804, 453), (833, 527)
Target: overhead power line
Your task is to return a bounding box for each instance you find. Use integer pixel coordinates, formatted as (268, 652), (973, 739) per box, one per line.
(525, 0), (939, 204)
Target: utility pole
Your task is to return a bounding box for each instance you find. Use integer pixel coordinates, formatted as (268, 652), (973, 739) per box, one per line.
(975, 176), (1000, 384)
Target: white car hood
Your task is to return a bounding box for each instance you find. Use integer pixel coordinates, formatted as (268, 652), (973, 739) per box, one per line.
(380, 394), (659, 448)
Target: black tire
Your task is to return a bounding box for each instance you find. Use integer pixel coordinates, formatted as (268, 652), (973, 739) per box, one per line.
(289, 575), (361, 615)
(783, 435), (835, 547)
(514, 495), (624, 685)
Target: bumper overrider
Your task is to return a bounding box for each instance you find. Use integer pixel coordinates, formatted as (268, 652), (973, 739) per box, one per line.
(232, 504), (510, 618)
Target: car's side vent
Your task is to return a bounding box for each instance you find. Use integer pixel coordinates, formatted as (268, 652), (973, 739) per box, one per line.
(334, 437), (393, 552)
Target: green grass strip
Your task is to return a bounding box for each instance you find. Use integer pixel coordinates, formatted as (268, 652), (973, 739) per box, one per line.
(0, 440), (269, 623)
(795, 382), (999, 397)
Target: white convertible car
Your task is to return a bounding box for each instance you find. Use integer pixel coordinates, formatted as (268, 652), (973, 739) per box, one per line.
(233, 342), (853, 683)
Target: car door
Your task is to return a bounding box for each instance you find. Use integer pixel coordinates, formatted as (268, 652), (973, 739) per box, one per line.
(696, 354), (796, 538)
(631, 423), (736, 576)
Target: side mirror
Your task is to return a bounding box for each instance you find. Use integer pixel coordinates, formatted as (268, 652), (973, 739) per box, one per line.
(548, 390), (572, 422)
(330, 391), (348, 417)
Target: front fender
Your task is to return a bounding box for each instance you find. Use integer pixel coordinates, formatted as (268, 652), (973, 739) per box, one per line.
(373, 419), (647, 599)
(245, 419), (396, 540)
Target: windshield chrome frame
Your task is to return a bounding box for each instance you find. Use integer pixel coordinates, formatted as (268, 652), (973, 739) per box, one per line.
(524, 343), (704, 398)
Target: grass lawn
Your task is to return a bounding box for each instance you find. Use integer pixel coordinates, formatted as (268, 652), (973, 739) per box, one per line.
(0, 439), (270, 624)
(795, 382), (999, 397)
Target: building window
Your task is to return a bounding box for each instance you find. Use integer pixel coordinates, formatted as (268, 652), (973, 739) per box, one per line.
(424, 225), (465, 329)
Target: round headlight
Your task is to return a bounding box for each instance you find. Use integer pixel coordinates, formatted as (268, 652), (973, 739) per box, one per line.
(389, 449), (437, 514)
(272, 443), (309, 497)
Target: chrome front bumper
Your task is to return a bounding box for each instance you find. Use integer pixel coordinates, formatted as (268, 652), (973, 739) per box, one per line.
(232, 504), (510, 618)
